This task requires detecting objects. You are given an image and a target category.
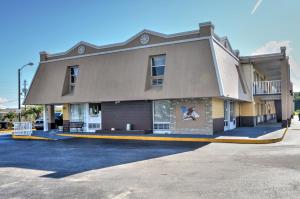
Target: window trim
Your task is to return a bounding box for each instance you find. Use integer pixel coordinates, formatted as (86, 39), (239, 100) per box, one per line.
(152, 100), (171, 134)
(69, 65), (79, 93)
(150, 54), (166, 87)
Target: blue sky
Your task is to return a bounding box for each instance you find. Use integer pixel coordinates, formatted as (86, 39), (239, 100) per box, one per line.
(0, 0), (299, 108)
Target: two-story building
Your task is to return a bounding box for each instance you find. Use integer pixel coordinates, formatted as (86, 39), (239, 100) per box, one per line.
(24, 22), (294, 135)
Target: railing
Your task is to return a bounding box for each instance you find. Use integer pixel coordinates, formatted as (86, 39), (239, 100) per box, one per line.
(253, 80), (281, 95)
(13, 122), (32, 136)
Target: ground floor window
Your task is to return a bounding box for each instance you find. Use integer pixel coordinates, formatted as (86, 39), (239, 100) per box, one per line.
(153, 100), (171, 132)
(70, 104), (85, 122)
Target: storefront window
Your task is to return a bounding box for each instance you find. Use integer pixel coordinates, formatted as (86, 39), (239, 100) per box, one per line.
(153, 100), (171, 130)
(70, 104), (85, 122)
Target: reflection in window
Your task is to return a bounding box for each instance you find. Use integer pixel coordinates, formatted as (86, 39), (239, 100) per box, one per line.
(69, 66), (79, 93)
(151, 55), (166, 86)
(89, 103), (101, 117)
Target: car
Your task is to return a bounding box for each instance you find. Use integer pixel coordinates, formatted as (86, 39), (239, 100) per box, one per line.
(34, 119), (44, 130)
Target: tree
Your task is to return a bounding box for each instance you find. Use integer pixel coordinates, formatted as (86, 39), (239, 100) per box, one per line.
(3, 112), (16, 129)
(25, 106), (44, 120)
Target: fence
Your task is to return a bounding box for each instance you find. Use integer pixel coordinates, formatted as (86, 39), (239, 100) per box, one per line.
(13, 122), (32, 136)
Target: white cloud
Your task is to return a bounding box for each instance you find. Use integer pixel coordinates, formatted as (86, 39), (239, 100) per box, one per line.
(252, 40), (300, 92)
(0, 97), (8, 108)
(251, 0), (263, 15)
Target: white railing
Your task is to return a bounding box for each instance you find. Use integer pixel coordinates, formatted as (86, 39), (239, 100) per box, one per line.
(13, 122), (32, 136)
(253, 80), (281, 95)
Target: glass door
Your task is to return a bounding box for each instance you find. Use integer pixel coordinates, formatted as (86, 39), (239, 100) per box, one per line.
(224, 100), (236, 131)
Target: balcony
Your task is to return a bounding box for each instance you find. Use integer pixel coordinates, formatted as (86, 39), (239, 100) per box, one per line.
(253, 80), (281, 95)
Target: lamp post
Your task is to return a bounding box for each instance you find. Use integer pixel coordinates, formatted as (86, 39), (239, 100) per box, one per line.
(18, 62), (34, 122)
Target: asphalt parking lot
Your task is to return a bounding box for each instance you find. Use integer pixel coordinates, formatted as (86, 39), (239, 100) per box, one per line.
(1, 121), (300, 199)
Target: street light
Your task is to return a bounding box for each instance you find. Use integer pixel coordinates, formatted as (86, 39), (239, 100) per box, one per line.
(18, 62), (34, 122)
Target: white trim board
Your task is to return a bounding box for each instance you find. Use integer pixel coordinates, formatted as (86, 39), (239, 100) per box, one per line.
(40, 37), (211, 64)
(209, 37), (225, 96)
(212, 36), (239, 62)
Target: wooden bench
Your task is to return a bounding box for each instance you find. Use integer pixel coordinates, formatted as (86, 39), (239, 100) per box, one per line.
(63, 122), (84, 132)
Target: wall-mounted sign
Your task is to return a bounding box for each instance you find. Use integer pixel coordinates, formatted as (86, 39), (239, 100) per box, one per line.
(181, 106), (200, 121)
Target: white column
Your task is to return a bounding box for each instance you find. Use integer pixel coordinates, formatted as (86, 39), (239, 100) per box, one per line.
(43, 105), (48, 131)
(84, 103), (89, 132)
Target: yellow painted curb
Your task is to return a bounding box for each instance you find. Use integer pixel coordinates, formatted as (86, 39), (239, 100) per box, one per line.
(12, 135), (54, 140)
(0, 130), (12, 134)
(57, 128), (288, 144)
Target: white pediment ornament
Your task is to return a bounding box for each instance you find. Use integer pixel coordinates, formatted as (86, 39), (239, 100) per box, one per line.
(78, 45), (86, 55)
(140, 34), (150, 45)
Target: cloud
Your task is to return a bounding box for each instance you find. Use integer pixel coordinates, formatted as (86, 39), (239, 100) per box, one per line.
(252, 40), (300, 92)
(0, 97), (8, 108)
(251, 0), (263, 14)
(252, 40), (292, 55)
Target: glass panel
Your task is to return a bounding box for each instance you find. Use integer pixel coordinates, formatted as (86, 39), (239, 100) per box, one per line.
(154, 100), (171, 123)
(152, 79), (163, 86)
(71, 76), (76, 83)
(152, 66), (165, 76)
(230, 101), (234, 122)
(224, 101), (229, 121)
(71, 66), (79, 76)
(151, 55), (165, 66)
(70, 104), (85, 122)
(89, 103), (101, 116)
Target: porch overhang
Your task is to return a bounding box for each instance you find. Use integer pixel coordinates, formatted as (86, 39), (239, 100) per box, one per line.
(240, 53), (284, 80)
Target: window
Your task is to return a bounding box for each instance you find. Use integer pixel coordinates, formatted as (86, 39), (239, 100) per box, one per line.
(89, 103), (101, 117)
(70, 104), (85, 122)
(153, 100), (171, 132)
(151, 55), (166, 86)
(69, 66), (79, 93)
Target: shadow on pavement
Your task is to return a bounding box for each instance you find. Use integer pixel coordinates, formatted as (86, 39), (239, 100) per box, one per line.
(0, 137), (208, 178)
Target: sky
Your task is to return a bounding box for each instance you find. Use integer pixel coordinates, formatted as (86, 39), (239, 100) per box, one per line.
(0, 0), (299, 108)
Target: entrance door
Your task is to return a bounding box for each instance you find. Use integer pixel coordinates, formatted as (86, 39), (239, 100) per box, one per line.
(224, 100), (236, 131)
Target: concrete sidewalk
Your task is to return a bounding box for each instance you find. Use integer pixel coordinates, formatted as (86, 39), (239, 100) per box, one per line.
(10, 121), (291, 144)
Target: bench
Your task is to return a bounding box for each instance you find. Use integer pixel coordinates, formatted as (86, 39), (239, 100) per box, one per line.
(63, 122), (84, 132)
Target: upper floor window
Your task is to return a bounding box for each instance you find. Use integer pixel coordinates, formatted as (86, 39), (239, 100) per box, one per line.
(70, 66), (79, 93)
(151, 55), (166, 86)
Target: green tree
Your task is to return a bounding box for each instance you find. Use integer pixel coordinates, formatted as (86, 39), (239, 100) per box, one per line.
(4, 112), (16, 129)
(25, 106), (44, 120)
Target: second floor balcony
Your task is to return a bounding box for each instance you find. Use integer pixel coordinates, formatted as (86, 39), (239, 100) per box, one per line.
(253, 80), (281, 95)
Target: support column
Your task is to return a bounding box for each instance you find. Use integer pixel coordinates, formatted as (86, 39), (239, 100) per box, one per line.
(43, 105), (48, 131)
(63, 104), (70, 126)
(281, 57), (289, 127)
(47, 105), (55, 129)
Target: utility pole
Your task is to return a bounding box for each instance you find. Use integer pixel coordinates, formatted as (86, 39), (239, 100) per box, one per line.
(22, 80), (28, 111)
(18, 68), (21, 122)
(18, 62), (34, 122)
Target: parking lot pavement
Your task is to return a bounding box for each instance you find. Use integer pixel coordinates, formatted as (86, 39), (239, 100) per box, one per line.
(1, 124), (300, 199)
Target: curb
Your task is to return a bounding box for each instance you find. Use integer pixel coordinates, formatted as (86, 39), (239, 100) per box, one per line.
(12, 135), (55, 140)
(57, 128), (288, 144)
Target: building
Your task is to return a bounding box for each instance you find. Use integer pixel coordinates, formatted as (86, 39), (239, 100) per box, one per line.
(24, 22), (294, 134)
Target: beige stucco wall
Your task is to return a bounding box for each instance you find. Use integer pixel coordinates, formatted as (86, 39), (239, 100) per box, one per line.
(213, 40), (252, 102)
(169, 98), (213, 135)
(212, 98), (224, 119)
(240, 102), (255, 117)
(63, 104), (70, 120)
(25, 39), (221, 105)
